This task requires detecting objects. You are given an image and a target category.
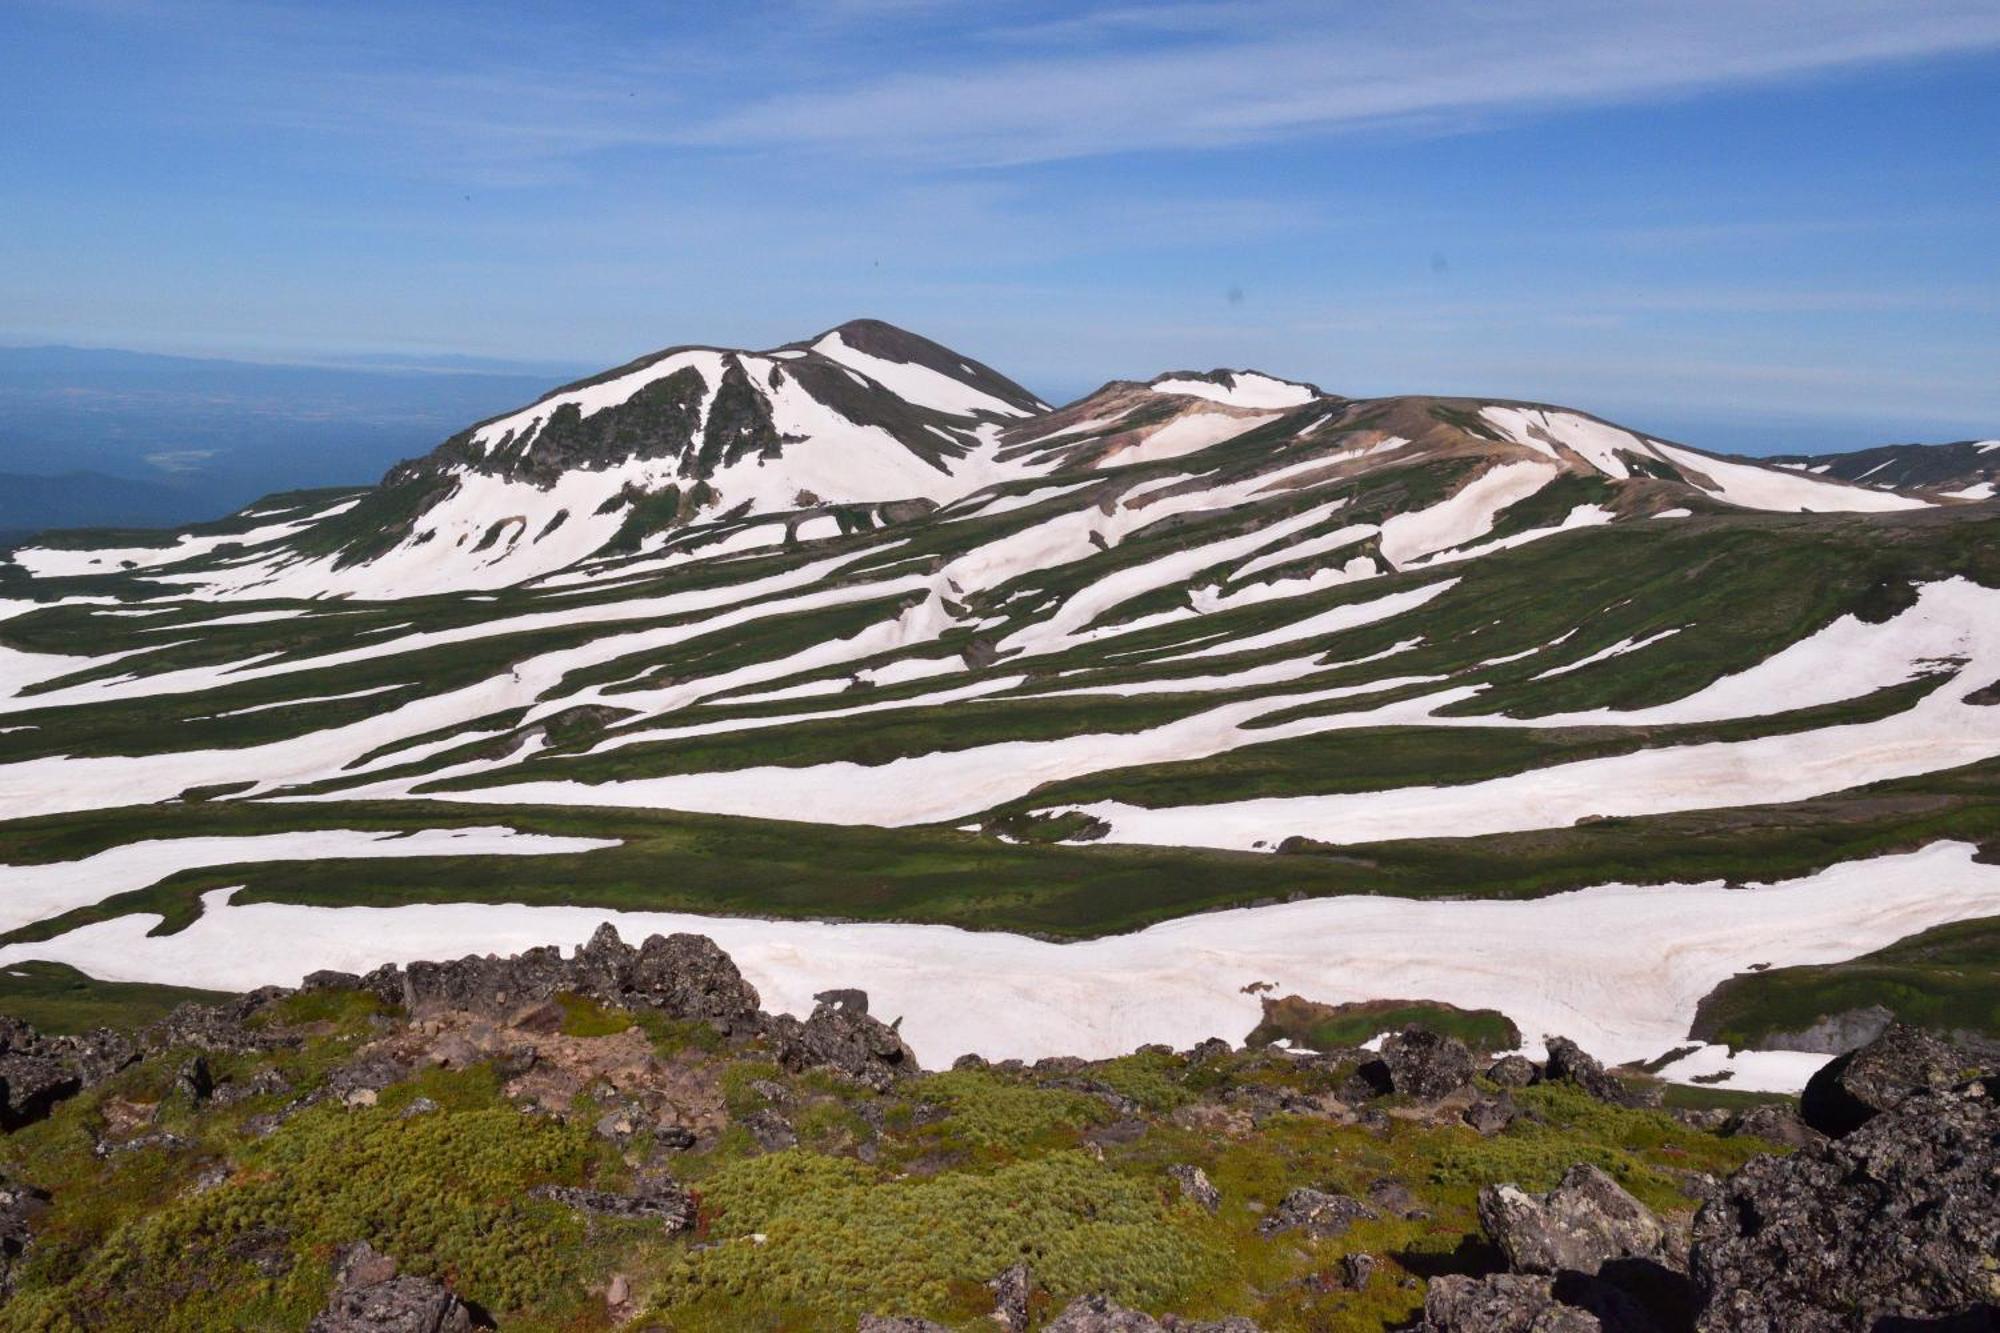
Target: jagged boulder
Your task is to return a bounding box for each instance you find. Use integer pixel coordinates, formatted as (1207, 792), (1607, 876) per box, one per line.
(1258, 1187), (1377, 1239)
(144, 993), (288, 1053)
(0, 1018), (147, 1130)
(307, 1241), (474, 1332)
(1689, 1079), (2000, 1331)
(1477, 1164), (1679, 1277)
(353, 925), (765, 1035)
(1046, 1295), (1164, 1332)
(1417, 1273), (1646, 1332)
(1541, 1038), (1649, 1108)
(1798, 1021), (1970, 1138)
(610, 928), (765, 1029)
(1465, 1095), (1517, 1135)
(1487, 1055), (1539, 1088)
(1367, 1027), (1477, 1101)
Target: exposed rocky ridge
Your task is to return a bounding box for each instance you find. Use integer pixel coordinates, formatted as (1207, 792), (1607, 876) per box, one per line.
(0, 938), (1992, 1331)
(9, 315), (1933, 603)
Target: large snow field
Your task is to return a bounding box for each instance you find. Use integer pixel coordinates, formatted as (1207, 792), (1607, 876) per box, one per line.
(3, 842), (1990, 1093)
(1378, 461), (1559, 566)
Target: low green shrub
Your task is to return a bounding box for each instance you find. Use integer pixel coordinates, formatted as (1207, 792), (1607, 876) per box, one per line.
(652, 1150), (1226, 1324)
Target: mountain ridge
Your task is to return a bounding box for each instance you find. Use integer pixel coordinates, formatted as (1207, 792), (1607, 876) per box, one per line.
(2, 319), (1945, 602)
(0, 319), (1995, 1103)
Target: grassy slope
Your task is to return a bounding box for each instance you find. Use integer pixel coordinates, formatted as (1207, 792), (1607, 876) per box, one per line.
(0, 960), (230, 1034)
(1689, 915), (2000, 1049)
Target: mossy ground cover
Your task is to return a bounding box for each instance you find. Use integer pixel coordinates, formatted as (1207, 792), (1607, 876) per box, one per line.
(0, 1000), (1782, 1332)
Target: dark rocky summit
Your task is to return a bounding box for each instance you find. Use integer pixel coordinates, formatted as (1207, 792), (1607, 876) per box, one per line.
(1421, 1024), (2000, 1331)
(339, 924), (915, 1091)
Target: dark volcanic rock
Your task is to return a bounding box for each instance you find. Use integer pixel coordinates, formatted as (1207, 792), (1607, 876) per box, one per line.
(766, 992), (917, 1091)
(0, 1173), (51, 1295)
(1168, 1163), (1220, 1212)
(1046, 1294), (1164, 1332)
(1724, 1101), (1821, 1149)
(1542, 1038), (1649, 1108)
(1798, 1021), (1970, 1138)
(307, 1241), (474, 1332)
(813, 988), (870, 1016)
(989, 1261), (1032, 1332)
(1258, 1187), (1378, 1239)
(741, 1107), (798, 1152)
(170, 1054), (214, 1107)
(0, 1018), (146, 1130)
(1465, 1096), (1517, 1135)
(1417, 1272), (1646, 1332)
(530, 1173), (694, 1232)
(1690, 1079), (2000, 1331)
(1487, 1055), (1539, 1088)
(1367, 1026), (1477, 1101)
(1477, 1163), (1679, 1277)
(366, 924), (764, 1034)
(1041, 1294), (1264, 1332)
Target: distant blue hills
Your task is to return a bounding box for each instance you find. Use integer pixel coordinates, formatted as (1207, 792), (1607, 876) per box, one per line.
(0, 344), (583, 541)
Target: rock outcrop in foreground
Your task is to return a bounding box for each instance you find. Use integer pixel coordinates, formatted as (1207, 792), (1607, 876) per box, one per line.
(0, 933), (1990, 1332)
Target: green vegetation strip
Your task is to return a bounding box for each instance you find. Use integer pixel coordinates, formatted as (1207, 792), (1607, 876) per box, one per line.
(1690, 915), (2000, 1049)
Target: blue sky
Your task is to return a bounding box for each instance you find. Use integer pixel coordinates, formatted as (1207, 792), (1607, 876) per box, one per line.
(4, 0), (1998, 451)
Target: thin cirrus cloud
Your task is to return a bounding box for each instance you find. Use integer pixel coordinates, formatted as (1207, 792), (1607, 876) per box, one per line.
(679, 0), (2000, 165)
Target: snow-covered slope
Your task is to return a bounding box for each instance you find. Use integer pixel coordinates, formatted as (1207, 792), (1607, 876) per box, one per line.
(1, 324), (1995, 1087)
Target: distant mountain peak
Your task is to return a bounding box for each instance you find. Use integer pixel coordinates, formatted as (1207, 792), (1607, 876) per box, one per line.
(789, 319), (1049, 418)
(1145, 369), (1326, 410)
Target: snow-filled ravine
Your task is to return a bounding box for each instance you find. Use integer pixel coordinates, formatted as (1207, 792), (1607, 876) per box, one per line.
(2, 840), (1993, 1094)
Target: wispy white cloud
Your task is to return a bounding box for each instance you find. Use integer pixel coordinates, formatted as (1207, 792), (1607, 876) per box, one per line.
(143, 449), (218, 472)
(681, 1), (2000, 165)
